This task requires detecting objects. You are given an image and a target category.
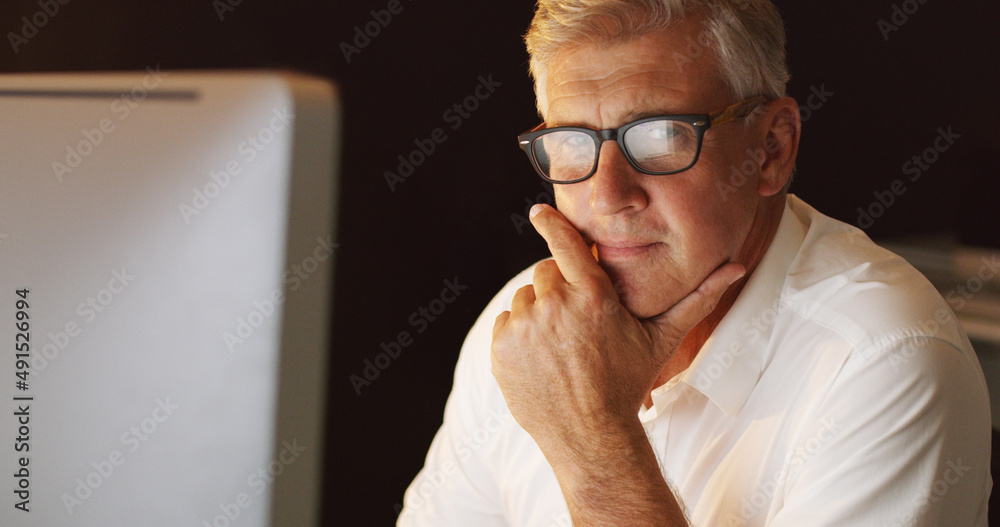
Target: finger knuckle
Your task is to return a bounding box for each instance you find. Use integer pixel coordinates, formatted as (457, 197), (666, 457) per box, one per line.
(532, 292), (563, 316)
(546, 235), (576, 255)
(536, 259), (559, 273)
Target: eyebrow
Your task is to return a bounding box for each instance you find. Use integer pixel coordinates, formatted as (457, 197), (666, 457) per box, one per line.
(547, 106), (684, 130)
(619, 108), (674, 124)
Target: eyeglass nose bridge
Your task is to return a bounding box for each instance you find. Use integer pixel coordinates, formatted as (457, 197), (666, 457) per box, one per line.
(590, 127), (641, 175)
(595, 128), (619, 142)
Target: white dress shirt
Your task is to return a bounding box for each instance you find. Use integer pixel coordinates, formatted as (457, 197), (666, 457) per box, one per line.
(399, 194), (992, 526)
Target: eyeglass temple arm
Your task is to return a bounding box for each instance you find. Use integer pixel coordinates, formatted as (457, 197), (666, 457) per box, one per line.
(708, 95), (769, 127)
(524, 122), (546, 133)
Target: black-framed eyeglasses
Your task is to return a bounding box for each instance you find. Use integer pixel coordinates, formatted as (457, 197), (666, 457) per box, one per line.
(517, 95), (768, 184)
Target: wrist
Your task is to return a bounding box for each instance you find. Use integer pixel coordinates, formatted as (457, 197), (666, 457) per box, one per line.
(537, 414), (647, 475)
(543, 421), (686, 526)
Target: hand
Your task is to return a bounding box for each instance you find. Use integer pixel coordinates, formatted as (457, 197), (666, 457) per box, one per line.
(490, 203), (745, 461)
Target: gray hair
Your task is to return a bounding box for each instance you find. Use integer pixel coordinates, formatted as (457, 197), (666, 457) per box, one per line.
(525, 0), (790, 117)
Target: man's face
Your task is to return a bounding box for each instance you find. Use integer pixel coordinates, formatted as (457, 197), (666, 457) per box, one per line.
(541, 18), (766, 319)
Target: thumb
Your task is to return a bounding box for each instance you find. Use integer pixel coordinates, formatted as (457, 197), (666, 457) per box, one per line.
(642, 262), (746, 354)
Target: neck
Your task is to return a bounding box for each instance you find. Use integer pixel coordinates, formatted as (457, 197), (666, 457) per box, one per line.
(647, 193), (787, 402)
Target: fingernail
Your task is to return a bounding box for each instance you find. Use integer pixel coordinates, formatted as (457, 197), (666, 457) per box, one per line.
(529, 203), (543, 218)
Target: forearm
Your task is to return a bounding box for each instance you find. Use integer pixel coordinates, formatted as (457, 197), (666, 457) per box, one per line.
(543, 421), (689, 527)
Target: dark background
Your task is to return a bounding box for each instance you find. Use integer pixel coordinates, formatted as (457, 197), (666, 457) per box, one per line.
(2, 1), (997, 524)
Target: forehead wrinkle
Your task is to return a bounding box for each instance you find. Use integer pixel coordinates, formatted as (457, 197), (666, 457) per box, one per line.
(556, 62), (671, 96)
(548, 74), (687, 128)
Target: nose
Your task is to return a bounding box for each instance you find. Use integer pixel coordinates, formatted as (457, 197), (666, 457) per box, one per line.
(588, 141), (649, 216)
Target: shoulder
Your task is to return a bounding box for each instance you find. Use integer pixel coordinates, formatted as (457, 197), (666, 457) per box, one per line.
(761, 200), (991, 523)
(781, 195), (971, 361)
(765, 196), (989, 429)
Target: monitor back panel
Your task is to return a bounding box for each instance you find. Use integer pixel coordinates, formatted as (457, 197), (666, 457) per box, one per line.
(0, 70), (338, 527)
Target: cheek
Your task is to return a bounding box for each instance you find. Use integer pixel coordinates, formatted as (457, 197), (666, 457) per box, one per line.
(553, 186), (588, 228)
(698, 136), (761, 203)
(702, 133), (766, 201)
(657, 167), (753, 257)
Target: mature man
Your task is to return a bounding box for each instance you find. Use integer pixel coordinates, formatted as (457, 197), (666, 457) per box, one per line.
(400, 1), (992, 525)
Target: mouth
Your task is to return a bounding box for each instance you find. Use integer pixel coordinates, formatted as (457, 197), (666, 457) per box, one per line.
(594, 240), (662, 261)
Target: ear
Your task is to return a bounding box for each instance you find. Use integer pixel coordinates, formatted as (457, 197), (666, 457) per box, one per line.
(757, 96), (801, 197)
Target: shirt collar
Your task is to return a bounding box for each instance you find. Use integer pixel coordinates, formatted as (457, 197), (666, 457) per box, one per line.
(646, 196), (808, 418)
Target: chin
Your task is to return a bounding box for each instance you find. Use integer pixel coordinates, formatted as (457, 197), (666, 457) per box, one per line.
(604, 267), (673, 319)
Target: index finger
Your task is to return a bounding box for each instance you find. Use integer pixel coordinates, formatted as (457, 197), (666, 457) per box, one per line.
(529, 203), (600, 284)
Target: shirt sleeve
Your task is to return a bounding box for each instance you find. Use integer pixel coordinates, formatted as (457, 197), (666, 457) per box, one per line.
(768, 335), (992, 527)
(397, 267), (534, 527)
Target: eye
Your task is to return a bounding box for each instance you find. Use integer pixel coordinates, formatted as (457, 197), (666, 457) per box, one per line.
(543, 131), (591, 154)
(561, 133), (591, 148)
(647, 122), (678, 140)
(625, 120), (688, 151)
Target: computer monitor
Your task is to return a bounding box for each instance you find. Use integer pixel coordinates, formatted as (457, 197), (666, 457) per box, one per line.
(0, 70), (339, 526)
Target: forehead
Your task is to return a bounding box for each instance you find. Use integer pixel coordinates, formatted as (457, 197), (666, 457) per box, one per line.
(542, 20), (730, 128)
